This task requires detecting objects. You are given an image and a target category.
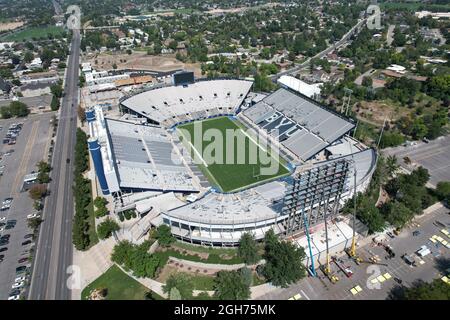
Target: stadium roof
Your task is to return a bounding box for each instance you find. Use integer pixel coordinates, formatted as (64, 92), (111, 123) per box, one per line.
(120, 79), (253, 126)
(277, 75), (322, 98)
(104, 119), (198, 192)
(242, 88), (355, 161)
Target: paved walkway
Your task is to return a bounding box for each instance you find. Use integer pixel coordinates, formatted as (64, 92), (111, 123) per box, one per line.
(71, 237), (116, 299)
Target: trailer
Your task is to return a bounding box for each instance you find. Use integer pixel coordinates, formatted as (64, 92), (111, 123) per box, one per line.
(331, 256), (353, 278)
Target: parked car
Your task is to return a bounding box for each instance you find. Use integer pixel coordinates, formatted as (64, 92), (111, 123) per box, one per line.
(18, 257), (28, 263)
(15, 266), (27, 273)
(27, 213), (40, 219)
(21, 240), (32, 246)
(14, 276), (26, 283)
(386, 231), (395, 239)
(413, 230), (420, 236)
(0, 247), (8, 252)
(2, 198), (13, 205)
(0, 216), (5, 222)
(24, 234), (34, 239)
(11, 281), (24, 289)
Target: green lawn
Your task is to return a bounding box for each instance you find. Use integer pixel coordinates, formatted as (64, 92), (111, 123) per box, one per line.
(177, 117), (289, 192)
(1, 25), (64, 41)
(81, 265), (159, 300)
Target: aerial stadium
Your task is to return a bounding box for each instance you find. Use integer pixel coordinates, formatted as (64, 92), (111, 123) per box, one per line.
(85, 72), (377, 251)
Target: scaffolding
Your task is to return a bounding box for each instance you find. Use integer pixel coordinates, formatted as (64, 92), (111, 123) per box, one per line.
(282, 159), (350, 236)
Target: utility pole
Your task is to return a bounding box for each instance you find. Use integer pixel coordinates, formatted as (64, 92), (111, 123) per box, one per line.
(376, 117), (387, 150)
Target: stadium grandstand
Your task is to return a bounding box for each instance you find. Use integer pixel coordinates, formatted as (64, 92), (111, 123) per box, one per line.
(240, 88), (355, 163)
(119, 79), (253, 128)
(86, 107), (199, 195)
(86, 77), (377, 246)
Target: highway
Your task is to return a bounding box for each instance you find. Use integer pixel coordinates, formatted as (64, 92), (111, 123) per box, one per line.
(270, 18), (367, 81)
(28, 29), (80, 300)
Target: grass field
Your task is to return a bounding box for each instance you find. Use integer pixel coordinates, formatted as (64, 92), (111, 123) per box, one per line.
(177, 116), (289, 192)
(81, 265), (159, 300)
(1, 25), (64, 41)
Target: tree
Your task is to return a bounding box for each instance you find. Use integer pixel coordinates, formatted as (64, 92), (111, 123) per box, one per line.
(398, 279), (450, 300)
(163, 273), (194, 300)
(97, 218), (120, 239)
(436, 181), (450, 205)
(50, 84), (63, 98)
(155, 225), (175, 247)
(27, 217), (43, 231)
(385, 156), (399, 178)
(78, 105), (86, 123)
(213, 270), (251, 300)
(381, 201), (413, 229)
(9, 101), (29, 117)
(111, 241), (160, 278)
(29, 184), (47, 200)
(263, 229), (306, 287)
(94, 196), (109, 217)
(238, 232), (260, 265)
(111, 240), (134, 268)
(362, 76), (373, 88)
(169, 287), (182, 300)
(50, 95), (60, 111)
(410, 167), (430, 187)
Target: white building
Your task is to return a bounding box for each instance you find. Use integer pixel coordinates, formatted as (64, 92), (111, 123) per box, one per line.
(28, 57), (42, 70)
(277, 75), (322, 99)
(85, 70), (129, 86)
(81, 62), (92, 73)
(386, 64), (406, 74)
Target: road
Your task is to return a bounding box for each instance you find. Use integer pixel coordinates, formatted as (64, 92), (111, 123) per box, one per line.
(258, 205), (450, 300)
(386, 24), (395, 46)
(270, 18), (367, 81)
(0, 113), (54, 300)
(28, 29), (80, 300)
(382, 135), (450, 188)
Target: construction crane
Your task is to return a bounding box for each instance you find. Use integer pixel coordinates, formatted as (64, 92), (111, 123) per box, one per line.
(345, 140), (362, 264)
(320, 193), (339, 283)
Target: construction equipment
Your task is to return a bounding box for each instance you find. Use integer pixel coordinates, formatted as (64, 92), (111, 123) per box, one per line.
(345, 159), (362, 264)
(331, 256), (353, 277)
(320, 264), (340, 283)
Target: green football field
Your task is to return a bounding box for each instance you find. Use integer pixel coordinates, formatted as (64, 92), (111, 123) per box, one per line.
(177, 116), (290, 192)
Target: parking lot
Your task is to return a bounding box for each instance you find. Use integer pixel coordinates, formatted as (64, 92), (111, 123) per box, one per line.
(258, 205), (450, 300)
(382, 135), (450, 187)
(0, 113), (53, 300)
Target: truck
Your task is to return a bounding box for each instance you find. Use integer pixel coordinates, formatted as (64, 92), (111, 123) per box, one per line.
(416, 245), (431, 257)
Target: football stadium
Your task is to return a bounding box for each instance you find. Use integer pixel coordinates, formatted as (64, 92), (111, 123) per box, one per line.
(86, 72), (377, 247)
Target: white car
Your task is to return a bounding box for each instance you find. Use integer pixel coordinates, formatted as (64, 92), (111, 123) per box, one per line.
(0, 217), (5, 222)
(14, 276), (26, 283)
(27, 213), (40, 219)
(7, 295), (20, 300)
(11, 281), (24, 289)
(2, 198), (13, 205)
(0, 227), (4, 232)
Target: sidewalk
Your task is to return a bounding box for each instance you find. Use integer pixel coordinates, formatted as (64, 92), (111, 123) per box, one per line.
(71, 237), (116, 300)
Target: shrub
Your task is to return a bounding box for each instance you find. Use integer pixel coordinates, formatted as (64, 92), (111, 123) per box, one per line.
(97, 218), (120, 239)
